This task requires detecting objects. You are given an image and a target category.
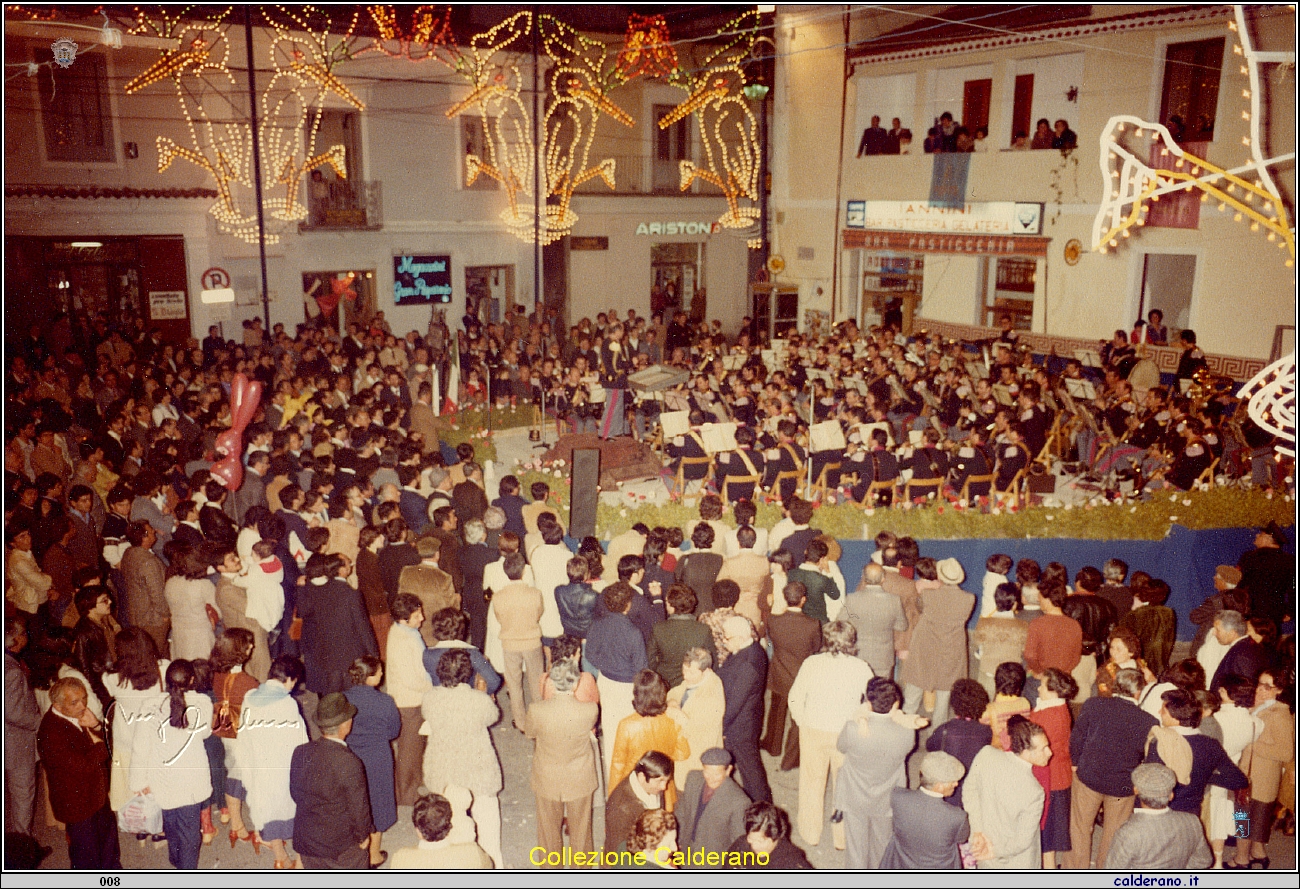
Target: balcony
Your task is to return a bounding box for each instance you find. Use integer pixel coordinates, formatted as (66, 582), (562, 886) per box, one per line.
(299, 180), (383, 231)
(572, 155), (722, 197)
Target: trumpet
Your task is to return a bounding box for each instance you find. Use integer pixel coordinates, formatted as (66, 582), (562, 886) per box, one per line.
(1186, 368), (1235, 409)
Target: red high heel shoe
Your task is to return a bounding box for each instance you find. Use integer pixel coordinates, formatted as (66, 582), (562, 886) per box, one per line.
(200, 808), (216, 846)
(229, 829), (261, 855)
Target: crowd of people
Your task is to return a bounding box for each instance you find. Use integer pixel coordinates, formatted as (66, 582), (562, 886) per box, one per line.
(857, 112), (1079, 156)
(3, 301), (1294, 871)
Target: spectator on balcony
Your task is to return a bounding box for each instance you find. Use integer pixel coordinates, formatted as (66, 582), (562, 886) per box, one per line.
(1052, 119), (1078, 151)
(972, 126), (990, 153)
(886, 118), (905, 154)
(1011, 131), (1030, 150)
(857, 115), (888, 157)
(1031, 119), (1054, 150)
(308, 170), (329, 225)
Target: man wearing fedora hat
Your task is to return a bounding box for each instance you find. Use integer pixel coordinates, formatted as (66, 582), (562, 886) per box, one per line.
(900, 557), (975, 726)
(290, 692), (375, 869)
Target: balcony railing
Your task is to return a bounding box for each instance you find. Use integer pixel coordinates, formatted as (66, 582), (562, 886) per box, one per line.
(299, 180), (383, 231)
(572, 155), (723, 197)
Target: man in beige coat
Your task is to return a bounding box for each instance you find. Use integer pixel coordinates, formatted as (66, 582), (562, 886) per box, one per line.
(119, 522), (170, 656)
(525, 660), (599, 865)
(716, 526), (772, 638)
(408, 382), (441, 456)
(666, 647), (725, 791)
(900, 557), (975, 726)
(492, 552), (545, 732)
(399, 537), (459, 646)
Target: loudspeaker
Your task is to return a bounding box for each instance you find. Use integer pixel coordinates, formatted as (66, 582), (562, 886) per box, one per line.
(569, 448), (601, 539)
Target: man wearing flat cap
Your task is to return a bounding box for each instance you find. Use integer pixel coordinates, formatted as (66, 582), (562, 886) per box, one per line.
(879, 751), (970, 869)
(675, 748), (751, 866)
(290, 692), (375, 869)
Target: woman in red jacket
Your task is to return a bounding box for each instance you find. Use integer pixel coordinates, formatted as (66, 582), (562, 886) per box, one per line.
(1029, 668), (1079, 870)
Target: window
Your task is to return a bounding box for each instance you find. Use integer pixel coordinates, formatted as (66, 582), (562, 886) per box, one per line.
(460, 115), (498, 190)
(35, 47), (115, 162)
(653, 104), (690, 191)
(1010, 74), (1034, 145)
(1160, 38), (1223, 142)
(1139, 254), (1196, 333)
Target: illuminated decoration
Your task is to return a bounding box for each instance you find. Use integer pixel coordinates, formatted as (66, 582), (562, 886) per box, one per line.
(126, 5), (361, 244)
(615, 14), (678, 80)
(439, 11), (537, 237)
(1239, 354), (1296, 459)
(535, 14), (637, 244)
(438, 11), (647, 245)
(1091, 6), (1296, 267)
(358, 4), (453, 62)
(659, 10), (762, 231)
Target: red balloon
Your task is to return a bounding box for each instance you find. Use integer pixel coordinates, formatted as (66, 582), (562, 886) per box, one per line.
(211, 373), (264, 490)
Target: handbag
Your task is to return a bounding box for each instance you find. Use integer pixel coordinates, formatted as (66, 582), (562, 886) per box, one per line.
(212, 673), (239, 735)
(117, 792), (163, 835)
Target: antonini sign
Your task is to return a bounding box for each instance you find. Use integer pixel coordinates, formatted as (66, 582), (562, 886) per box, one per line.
(846, 201), (1044, 236)
(634, 221), (723, 236)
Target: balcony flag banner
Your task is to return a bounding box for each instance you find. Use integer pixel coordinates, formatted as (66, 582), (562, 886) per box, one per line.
(930, 152), (971, 209)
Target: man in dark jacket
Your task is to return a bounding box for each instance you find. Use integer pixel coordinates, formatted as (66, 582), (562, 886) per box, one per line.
(1063, 668), (1158, 870)
(879, 751), (970, 869)
(451, 462), (489, 528)
(36, 677), (120, 869)
(760, 581), (821, 770)
(290, 692), (374, 869)
(716, 615), (771, 803)
(676, 748), (751, 865)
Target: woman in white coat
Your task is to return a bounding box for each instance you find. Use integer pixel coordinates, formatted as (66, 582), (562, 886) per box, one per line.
(129, 659), (213, 870)
(239, 654), (309, 869)
(163, 545), (220, 661)
(421, 649), (503, 868)
(102, 629), (168, 827)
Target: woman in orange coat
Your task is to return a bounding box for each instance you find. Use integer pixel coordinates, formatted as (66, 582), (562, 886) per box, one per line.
(608, 670), (690, 810)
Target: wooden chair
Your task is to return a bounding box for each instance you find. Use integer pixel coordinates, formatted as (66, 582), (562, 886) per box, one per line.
(721, 473), (763, 504)
(959, 472), (996, 504)
(993, 468), (1027, 509)
(772, 468), (805, 502)
(1195, 456), (1221, 488)
(808, 462), (841, 502)
(860, 478), (897, 508)
(1034, 414), (1064, 469)
(902, 476), (944, 503)
(674, 456), (713, 501)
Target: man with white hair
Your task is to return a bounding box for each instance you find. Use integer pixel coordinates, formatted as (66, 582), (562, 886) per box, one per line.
(716, 614), (770, 803)
(879, 751), (970, 869)
(787, 620), (875, 847)
(840, 562), (908, 677)
(1106, 764), (1212, 869)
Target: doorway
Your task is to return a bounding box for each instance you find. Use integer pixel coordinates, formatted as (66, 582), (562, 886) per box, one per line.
(1139, 253), (1197, 334)
(465, 265), (515, 324)
(651, 242), (700, 319)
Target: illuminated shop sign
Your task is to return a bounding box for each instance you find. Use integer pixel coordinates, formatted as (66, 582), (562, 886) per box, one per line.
(393, 254), (452, 304)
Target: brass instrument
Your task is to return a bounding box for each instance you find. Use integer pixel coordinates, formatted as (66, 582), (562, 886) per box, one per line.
(1186, 368), (1234, 410)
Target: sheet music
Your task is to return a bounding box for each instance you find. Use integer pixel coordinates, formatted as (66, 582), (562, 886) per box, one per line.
(908, 429), (924, 446)
(760, 349), (777, 373)
(991, 384), (1015, 406)
(1073, 349), (1103, 368)
(966, 361), (989, 380)
(659, 410), (690, 439)
(857, 422), (894, 448)
(699, 422), (739, 454)
(1064, 378), (1096, 400)
(810, 420), (847, 453)
(722, 354), (745, 371)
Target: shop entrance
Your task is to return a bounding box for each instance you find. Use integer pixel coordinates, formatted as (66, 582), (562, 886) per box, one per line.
(651, 242), (700, 319)
(465, 265), (515, 324)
